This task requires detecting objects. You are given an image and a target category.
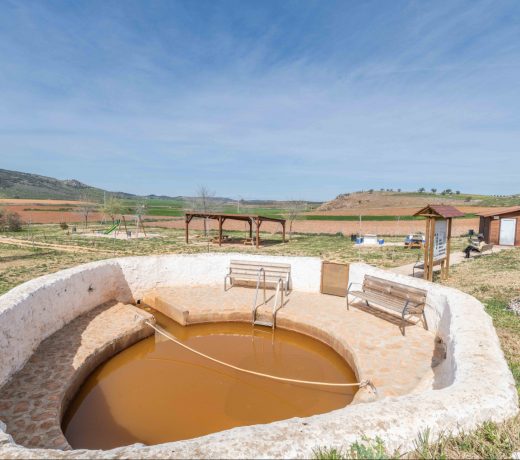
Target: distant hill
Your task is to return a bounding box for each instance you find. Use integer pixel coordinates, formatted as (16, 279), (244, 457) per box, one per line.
(0, 169), (315, 208)
(317, 190), (520, 214)
(0, 168), (145, 201)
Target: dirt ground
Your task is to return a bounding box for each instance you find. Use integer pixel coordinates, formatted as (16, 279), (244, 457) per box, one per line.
(1, 205), (106, 224)
(152, 217), (480, 237)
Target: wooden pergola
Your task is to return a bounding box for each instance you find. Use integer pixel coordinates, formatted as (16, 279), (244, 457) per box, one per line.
(184, 213), (286, 248)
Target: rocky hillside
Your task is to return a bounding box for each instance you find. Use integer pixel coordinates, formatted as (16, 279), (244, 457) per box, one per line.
(0, 169), (139, 200)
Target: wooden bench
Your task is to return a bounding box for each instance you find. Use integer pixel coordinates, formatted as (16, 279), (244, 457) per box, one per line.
(224, 259), (291, 294)
(413, 255), (445, 277)
(346, 275), (428, 335)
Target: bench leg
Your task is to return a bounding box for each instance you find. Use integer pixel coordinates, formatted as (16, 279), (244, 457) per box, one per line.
(400, 301), (410, 336)
(224, 275), (233, 291)
(422, 311), (429, 331)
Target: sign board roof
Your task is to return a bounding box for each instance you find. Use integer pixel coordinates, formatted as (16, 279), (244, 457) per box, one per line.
(413, 205), (465, 219)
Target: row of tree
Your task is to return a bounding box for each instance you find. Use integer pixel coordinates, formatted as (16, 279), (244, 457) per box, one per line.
(417, 188), (461, 195)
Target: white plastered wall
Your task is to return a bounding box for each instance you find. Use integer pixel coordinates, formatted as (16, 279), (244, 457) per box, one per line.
(0, 254), (517, 458)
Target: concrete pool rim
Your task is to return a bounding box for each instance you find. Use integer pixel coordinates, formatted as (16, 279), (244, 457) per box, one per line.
(0, 253), (517, 458)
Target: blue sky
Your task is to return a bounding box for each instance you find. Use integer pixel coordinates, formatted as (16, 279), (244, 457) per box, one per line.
(1, 0), (519, 200)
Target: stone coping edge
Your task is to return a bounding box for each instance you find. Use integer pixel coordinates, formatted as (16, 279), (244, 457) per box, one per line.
(0, 254), (517, 458)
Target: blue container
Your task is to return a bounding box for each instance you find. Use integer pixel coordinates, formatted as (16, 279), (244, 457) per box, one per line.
(378, 239), (385, 245)
(356, 237), (364, 244)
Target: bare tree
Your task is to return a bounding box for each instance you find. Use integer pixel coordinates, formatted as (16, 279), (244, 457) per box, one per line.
(189, 185), (216, 236)
(78, 193), (98, 229)
(134, 201), (148, 218)
(102, 196), (123, 224)
(284, 200), (306, 241)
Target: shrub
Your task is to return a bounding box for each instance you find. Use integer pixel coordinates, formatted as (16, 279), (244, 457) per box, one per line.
(59, 222), (69, 230)
(0, 210), (22, 232)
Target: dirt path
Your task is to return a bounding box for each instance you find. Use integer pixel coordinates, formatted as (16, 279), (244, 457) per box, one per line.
(391, 245), (515, 277)
(0, 237), (111, 254)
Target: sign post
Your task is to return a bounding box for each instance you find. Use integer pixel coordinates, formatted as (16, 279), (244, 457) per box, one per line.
(414, 205), (464, 281)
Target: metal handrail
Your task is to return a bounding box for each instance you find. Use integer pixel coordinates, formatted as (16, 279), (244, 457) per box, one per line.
(251, 268), (266, 323)
(271, 278), (284, 330)
(345, 281), (363, 310)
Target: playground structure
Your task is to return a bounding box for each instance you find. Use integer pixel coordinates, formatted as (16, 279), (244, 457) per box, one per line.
(98, 215), (148, 239)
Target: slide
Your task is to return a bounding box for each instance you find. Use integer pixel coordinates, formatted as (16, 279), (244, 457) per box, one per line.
(104, 220), (120, 235)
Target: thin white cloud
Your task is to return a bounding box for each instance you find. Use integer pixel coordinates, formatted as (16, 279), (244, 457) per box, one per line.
(0, 0), (519, 199)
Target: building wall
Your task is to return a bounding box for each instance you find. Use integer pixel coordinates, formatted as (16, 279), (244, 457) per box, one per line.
(480, 213), (520, 246)
(490, 219), (500, 244)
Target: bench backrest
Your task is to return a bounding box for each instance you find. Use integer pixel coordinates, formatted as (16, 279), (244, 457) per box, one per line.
(363, 275), (427, 305)
(229, 259), (291, 281)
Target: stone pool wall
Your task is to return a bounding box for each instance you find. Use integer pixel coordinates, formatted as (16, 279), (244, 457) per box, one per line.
(0, 253), (517, 458)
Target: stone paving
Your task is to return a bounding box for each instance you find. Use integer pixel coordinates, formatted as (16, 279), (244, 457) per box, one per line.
(0, 302), (154, 450)
(144, 286), (439, 399)
(0, 285), (439, 452)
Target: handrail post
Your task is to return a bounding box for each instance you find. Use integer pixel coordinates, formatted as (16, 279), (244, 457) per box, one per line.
(252, 267), (265, 324)
(263, 269), (266, 304)
(272, 277), (284, 330)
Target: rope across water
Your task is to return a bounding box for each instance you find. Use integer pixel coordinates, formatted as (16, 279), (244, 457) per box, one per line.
(145, 320), (375, 391)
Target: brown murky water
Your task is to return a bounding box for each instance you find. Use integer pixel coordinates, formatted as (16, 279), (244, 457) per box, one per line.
(62, 310), (357, 449)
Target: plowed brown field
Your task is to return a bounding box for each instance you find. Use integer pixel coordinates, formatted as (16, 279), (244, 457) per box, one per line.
(0, 199), (491, 235)
(150, 217), (480, 237)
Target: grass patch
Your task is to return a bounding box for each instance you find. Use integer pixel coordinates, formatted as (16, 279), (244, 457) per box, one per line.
(314, 437), (393, 459)
(0, 224), (426, 295)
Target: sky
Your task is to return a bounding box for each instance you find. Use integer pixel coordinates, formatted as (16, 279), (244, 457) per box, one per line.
(0, 0), (519, 200)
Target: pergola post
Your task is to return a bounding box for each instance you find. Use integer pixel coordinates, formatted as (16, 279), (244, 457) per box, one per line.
(255, 218), (261, 248)
(248, 219), (253, 238)
(218, 216), (223, 246)
(185, 214), (191, 244)
(282, 221), (286, 243)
